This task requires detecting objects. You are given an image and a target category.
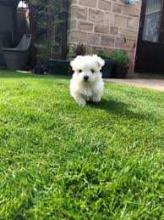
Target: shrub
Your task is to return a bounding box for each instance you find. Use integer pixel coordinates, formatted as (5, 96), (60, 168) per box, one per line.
(98, 50), (111, 60)
(110, 50), (130, 66)
(74, 44), (86, 56)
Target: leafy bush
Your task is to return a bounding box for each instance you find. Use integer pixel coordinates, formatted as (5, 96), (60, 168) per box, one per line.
(110, 50), (130, 66)
(75, 44), (86, 56)
(98, 50), (111, 60)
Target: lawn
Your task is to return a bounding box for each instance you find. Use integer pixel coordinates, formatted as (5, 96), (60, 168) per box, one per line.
(0, 71), (163, 220)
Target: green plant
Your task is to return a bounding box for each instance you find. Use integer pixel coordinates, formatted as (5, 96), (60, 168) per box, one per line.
(110, 50), (130, 66)
(98, 49), (111, 60)
(68, 44), (86, 58)
(75, 44), (86, 56)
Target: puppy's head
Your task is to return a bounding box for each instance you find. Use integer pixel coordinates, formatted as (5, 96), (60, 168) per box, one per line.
(70, 55), (105, 83)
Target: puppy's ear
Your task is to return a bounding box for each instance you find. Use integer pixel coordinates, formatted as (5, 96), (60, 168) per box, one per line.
(93, 55), (105, 69)
(70, 59), (75, 70)
(70, 56), (83, 71)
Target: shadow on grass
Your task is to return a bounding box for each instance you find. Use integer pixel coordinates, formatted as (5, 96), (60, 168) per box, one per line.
(88, 98), (154, 121)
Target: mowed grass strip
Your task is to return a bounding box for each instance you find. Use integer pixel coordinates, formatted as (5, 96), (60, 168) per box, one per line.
(0, 71), (163, 219)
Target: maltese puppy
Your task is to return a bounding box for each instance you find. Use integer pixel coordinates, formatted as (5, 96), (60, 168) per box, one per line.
(70, 55), (105, 106)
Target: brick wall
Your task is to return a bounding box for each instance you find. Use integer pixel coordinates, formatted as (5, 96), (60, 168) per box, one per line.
(68, 0), (141, 73)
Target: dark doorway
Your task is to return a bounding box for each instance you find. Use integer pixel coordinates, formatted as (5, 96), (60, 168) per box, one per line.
(33, 0), (69, 61)
(135, 0), (164, 73)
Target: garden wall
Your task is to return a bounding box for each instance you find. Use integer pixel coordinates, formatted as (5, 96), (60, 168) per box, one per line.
(68, 0), (141, 73)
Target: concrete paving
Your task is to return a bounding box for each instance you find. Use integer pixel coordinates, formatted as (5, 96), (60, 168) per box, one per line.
(106, 79), (164, 92)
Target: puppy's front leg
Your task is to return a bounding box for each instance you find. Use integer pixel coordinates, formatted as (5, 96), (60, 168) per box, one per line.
(92, 94), (102, 103)
(92, 84), (104, 103)
(73, 94), (86, 106)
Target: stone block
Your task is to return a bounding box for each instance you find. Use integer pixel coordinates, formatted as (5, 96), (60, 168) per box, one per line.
(126, 39), (136, 49)
(127, 17), (139, 29)
(94, 24), (109, 34)
(87, 33), (101, 45)
(115, 37), (126, 48)
(110, 26), (118, 35)
(71, 0), (78, 4)
(115, 15), (128, 28)
(79, 0), (97, 7)
(89, 8), (104, 23)
(71, 6), (87, 20)
(119, 28), (137, 40)
(78, 21), (94, 32)
(112, 3), (122, 13)
(123, 5), (140, 17)
(101, 35), (115, 47)
(105, 12), (115, 25)
(98, 0), (111, 11)
(70, 31), (88, 43)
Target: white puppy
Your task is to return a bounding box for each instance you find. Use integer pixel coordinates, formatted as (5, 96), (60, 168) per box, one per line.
(70, 55), (105, 106)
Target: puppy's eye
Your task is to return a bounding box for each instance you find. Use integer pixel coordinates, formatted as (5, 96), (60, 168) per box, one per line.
(91, 69), (95, 73)
(78, 69), (82, 73)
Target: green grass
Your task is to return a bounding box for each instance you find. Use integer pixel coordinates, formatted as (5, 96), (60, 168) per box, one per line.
(0, 70), (163, 220)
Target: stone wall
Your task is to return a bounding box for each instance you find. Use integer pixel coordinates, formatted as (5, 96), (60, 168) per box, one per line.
(68, 0), (141, 73)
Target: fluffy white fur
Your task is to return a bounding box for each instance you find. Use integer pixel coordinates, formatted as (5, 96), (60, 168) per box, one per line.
(70, 55), (105, 106)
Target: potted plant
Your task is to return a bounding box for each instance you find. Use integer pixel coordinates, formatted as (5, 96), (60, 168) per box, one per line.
(47, 59), (70, 75)
(98, 50), (116, 78)
(110, 50), (130, 78)
(33, 43), (49, 75)
(74, 43), (86, 56)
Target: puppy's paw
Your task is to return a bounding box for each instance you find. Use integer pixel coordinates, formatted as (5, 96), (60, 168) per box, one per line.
(74, 97), (86, 106)
(92, 96), (101, 104)
(77, 99), (86, 106)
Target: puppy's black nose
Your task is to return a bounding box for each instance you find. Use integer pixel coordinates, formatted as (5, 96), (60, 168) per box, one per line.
(84, 76), (89, 81)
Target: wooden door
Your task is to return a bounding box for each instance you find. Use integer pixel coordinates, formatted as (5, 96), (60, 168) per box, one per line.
(135, 0), (164, 73)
